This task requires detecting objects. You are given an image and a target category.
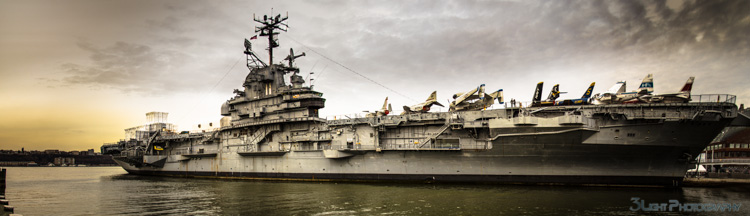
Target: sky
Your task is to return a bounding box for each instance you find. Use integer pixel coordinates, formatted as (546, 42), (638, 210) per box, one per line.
(1, 0), (749, 151)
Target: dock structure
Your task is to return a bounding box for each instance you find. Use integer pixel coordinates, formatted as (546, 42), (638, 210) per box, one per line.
(1, 168), (18, 216)
(0, 168), (4, 195)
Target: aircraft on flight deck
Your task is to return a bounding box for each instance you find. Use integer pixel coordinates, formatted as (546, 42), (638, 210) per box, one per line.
(554, 82), (596, 106)
(449, 84), (504, 111)
(635, 76), (695, 103)
(593, 74), (653, 104)
(401, 91), (444, 114)
(365, 97), (392, 117)
(591, 81), (626, 105)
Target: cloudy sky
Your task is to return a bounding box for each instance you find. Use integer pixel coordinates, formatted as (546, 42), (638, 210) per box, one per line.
(1, 0), (749, 151)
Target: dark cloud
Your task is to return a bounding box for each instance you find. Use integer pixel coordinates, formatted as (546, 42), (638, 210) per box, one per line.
(53, 1), (248, 94)
(289, 0), (750, 106)
(49, 0), (750, 107)
(60, 41), (191, 93)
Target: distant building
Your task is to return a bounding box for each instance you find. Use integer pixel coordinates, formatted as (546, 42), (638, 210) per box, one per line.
(700, 107), (750, 174)
(53, 157), (75, 166)
(70, 151), (80, 155)
(0, 161), (34, 166)
(44, 149), (60, 154)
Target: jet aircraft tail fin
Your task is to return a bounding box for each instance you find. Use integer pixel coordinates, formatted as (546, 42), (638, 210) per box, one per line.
(581, 82), (596, 99)
(381, 97), (389, 110)
(605, 81), (626, 94)
(547, 84), (560, 101)
(426, 91), (438, 102)
(532, 82), (544, 103)
(637, 74), (654, 95)
(680, 77), (695, 93)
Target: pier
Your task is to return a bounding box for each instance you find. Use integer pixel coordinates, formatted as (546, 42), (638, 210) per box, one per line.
(1, 168), (19, 216)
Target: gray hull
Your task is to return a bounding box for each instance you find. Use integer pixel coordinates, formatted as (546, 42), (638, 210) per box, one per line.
(113, 105), (734, 187)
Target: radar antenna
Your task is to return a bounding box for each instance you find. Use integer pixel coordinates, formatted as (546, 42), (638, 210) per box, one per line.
(253, 12), (288, 65)
(284, 48), (306, 68)
(244, 38), (267, 68)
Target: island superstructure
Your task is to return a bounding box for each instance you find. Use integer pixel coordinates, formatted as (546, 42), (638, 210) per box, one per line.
(105, 14), (743, 187)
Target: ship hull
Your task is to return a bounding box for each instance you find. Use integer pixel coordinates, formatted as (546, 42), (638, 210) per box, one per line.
(119, 168), (683, 186)
(114, 149), (686, 187)
(114, 118), (727, 187)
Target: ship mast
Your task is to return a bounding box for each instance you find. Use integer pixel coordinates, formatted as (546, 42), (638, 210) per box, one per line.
(254, 13), (288, 65)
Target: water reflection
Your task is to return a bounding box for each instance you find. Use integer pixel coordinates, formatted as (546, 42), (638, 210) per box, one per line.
(102, 174), (221, 215)
(101, 175), (693, 215)
(5, 167), (750, 215)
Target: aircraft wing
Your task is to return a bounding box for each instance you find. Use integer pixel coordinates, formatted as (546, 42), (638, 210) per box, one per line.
(654, 93), (679, 97)
(464, 94), (480, 101)
(453, 85), (483, 105)
(487, 89), (504, 104)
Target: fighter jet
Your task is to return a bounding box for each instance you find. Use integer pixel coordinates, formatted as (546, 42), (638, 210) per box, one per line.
(591, 81), (626, 105)
(554, 82), (596, 106)
(637, 77), (694, 103)
(531, 83), (562, 107)
(365, 97), (392, 117)
(593, 74), (653, 104)
(401, 91), (444, 114)
(449, 84), (503, 111)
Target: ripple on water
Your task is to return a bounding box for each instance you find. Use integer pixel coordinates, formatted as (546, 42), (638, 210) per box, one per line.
(4, 167), (750, 215)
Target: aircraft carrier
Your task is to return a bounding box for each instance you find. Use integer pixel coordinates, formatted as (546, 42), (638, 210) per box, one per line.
(105, 14), (743, 187)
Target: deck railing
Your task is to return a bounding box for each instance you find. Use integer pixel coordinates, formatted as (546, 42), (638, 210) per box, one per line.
(690, 94), (736, 103)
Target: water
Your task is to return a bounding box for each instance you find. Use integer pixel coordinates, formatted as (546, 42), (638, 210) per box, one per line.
(3, 167), (750, 215)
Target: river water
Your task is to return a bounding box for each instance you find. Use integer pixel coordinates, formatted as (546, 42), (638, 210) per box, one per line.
(3, 167), (749, 215)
